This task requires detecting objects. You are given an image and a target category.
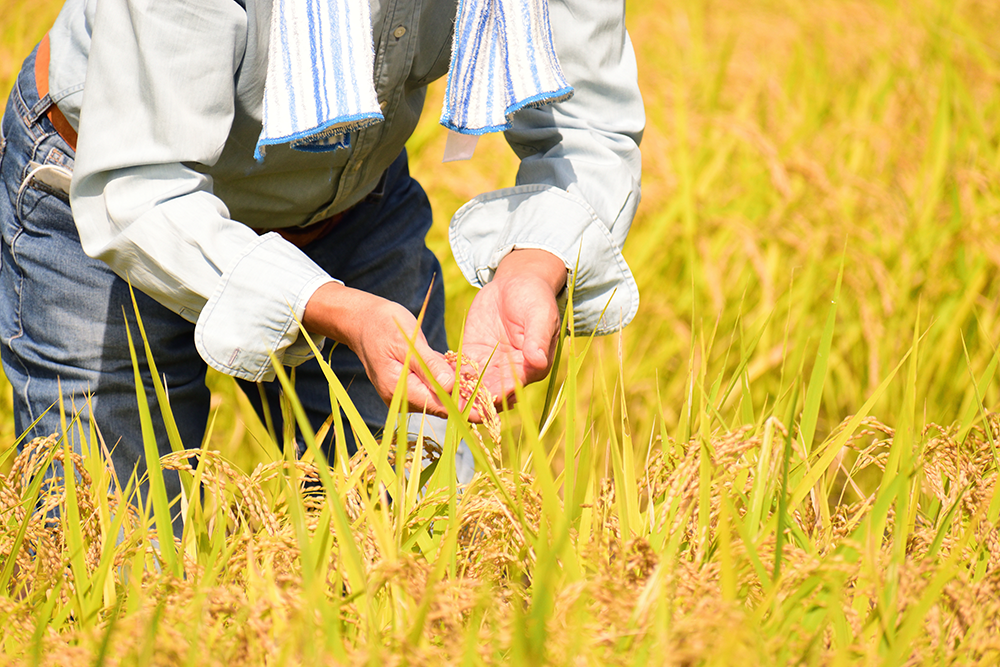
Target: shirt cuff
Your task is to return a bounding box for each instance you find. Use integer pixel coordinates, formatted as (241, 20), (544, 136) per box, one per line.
(195, 232), (337, 382)
(449, 184), (639, 335)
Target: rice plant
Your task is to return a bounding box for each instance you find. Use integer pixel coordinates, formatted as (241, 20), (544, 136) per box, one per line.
(4, 0), (1000, 663)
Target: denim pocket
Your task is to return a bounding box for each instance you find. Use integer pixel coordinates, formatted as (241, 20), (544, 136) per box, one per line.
(16, 147), (74, 226)
(0, 113), (9, 276)
(23, 157), (72, 201)
(0, 113), (7, 181)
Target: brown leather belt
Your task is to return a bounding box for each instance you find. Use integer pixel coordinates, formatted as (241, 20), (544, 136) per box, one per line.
(35, 34), (78, 151)
(254, 211), (347, 248)
(255, 168), (391, 248)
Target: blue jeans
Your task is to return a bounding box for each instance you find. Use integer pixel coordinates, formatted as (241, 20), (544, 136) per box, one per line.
(0, 46), (449, 513)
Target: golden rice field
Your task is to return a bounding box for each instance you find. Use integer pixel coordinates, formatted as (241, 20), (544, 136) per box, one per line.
(4, 0), (1000, 664)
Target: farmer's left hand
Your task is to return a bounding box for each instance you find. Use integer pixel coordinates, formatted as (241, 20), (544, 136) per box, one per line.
(460, 248), (567, 413)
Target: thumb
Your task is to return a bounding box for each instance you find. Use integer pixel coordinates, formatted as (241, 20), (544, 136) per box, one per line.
(411, 338), (456, 395)
(522, 317), (559, 373)
(426, 352), (457, 395)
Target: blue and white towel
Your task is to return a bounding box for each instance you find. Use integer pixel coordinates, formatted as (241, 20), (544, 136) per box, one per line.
(255, 0), (572, 161)
(255, 0), (381, 159)
(440, 0), (573, 135)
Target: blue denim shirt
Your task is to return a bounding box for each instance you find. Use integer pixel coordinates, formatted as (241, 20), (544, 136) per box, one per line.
(47, 0), (643, 382)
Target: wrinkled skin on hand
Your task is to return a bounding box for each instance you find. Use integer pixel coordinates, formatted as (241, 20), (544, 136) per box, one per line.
(302, 249), (566, 421)
(460, 249), (567, 413)
(349, 298), (457, 416)
(302, 282), (456, 417)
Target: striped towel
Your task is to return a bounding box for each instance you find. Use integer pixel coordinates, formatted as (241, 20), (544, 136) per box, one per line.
(255, 0), (572, 161)
(440, 0), (573, 135)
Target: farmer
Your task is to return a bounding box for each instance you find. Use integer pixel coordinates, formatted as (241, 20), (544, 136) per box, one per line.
(0, 0), (642, 503)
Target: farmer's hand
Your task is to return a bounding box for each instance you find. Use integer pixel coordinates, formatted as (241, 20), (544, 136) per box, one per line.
(461, 249), (567, 409)
(302, 283), (456, 416)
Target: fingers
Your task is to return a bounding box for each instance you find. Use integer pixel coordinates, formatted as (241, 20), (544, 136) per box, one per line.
(407, 337), (456, 393)
(518, 310), (561, 384)
(465, 405), (485, 424)
(471, 350), (519, 404)
(393, 335), (457, 418)
(403, 377), (450, 418)
(522, 326), (555, 375)
(425, 350), (458, 395)
(496, 271), (561, 384)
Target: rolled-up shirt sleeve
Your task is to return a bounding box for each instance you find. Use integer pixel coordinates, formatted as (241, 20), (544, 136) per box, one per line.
(69, 0), (335, 381)
(448, 0), (643, 335)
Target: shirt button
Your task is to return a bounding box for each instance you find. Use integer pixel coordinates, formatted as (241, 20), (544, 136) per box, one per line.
(393, 25), (407, 39)
(379, 100), (388, 112)
(351, 160), (363, 172)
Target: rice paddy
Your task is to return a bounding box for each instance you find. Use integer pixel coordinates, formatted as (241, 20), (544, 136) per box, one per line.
(4, 0), (1000, 664)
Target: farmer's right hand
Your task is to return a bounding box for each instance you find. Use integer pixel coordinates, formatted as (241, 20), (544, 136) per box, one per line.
(302, 282), (455, 416)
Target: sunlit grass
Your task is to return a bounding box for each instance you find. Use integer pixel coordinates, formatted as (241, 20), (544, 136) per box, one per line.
(4, 0), (1000, 663)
